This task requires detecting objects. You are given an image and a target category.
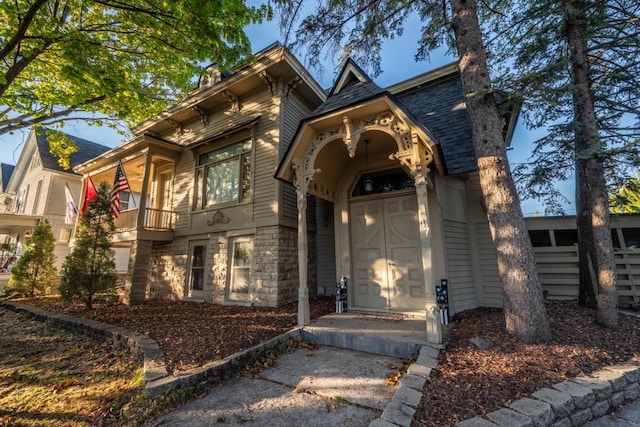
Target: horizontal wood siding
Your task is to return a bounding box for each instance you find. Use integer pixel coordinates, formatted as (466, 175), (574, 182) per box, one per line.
(617, 251), (640, 306)
(475, 222), (502, 307)
(315, 198), (336, 293)
(443, 219), (476, 314)
(173, 152), (196, 231)
(281, 93), (315, 221)
(252, 96), (280, 225)
(532, 247), (580, 299)
(531, 245), (640, 307)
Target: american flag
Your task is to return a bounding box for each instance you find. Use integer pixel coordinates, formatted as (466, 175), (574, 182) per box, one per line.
(110, 161), (130, 218)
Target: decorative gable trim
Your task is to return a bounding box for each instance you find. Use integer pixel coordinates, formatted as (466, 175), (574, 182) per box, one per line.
(329, 59), (372, 96)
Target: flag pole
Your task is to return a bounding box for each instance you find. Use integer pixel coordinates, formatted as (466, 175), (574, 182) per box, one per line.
(120, 161), (137, 209)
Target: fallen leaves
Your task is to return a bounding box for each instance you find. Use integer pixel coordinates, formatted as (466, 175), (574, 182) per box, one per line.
(415, 302), (640, 427)
(17, 295), (335, 374)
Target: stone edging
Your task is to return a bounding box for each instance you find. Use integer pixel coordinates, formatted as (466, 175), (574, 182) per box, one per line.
(370, 345), (440, 427)
(370, 337), (640, 427)
(455, 364), (640, 427)
(1, 301), (301, 398)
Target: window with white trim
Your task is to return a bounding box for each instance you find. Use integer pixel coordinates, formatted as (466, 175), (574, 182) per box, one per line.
(194, 139), (252, 209)
(59, 227), (72, 243)
(187, 243), (206, 297)
(228, 236), (253, 299)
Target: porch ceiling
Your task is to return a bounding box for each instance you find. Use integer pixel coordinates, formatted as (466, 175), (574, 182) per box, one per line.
(312, 131), (398, 191)
(0, 214), (40, 234)
(89, 154), (170, 194)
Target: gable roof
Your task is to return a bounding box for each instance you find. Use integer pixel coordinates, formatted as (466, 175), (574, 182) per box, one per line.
(281, 60), (479, 178)
(310, 59), (385, 117)
(35, 132), (111, 173)
(1, 163), (15, 190)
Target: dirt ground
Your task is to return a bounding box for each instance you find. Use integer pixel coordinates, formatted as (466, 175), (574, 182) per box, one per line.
(10, 296), (640, 427)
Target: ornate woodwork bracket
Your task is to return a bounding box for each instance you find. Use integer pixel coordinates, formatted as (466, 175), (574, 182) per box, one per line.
(223, 90), (240, 112)
(166, 118), (184, 136)
(285, 77), (302, 97)
(192, 105), (209, 125)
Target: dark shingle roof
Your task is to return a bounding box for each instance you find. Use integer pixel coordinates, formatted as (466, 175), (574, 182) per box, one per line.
(1, 163), (15, 190)
(394, 75), (476, 175)
(35, 132), (111, 173)
(310, 78), (385, 117)
(309, 59), (385, 117)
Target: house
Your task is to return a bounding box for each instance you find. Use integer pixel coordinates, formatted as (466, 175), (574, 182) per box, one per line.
(73, 43), (517, 344)
(0, 130), (111, 278)
(74, 43), (327, 307)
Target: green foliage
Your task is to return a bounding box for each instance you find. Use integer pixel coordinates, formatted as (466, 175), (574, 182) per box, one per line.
(0, 0), (268, 162)
(59, 183), (117, 309)
(610, 173), (640, 214)
(7, 219), (57, 297)
(489, 1), (640, 212)
(272, 0), (453, 77)
(44, 129), (79, 170)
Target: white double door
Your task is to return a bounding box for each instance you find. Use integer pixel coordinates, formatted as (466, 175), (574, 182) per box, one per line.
(349, 194), (426, 310)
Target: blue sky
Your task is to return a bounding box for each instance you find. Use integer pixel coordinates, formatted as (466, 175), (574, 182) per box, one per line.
(0, 10), (575, 217)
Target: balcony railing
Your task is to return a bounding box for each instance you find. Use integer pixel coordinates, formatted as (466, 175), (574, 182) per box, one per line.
(114, 208), (174, 231)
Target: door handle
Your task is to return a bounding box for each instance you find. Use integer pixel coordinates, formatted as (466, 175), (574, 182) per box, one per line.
(388, 262), (396, 266)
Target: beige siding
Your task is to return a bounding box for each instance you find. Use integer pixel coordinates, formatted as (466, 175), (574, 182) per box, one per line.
(172, 153), (196, 231)
(443, 220), (476, 314)
(315, 198), (336, 293)
(476, 222), (502, 307)
(18, 166), (50, 216)
(526, 215), (640, 308)
(281, 93), (319, 221)
(253, 104), (280, 225)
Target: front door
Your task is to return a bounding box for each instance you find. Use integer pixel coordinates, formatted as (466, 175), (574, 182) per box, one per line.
(350, 194), (425, 310)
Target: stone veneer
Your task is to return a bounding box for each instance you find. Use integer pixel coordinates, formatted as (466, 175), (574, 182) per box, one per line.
(123, 240), (153, 305)
(454, 366), (640, 427)
(141, 225), (317, 308)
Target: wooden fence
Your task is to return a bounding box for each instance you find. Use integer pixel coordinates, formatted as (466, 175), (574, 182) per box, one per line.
(526, 214), (640, 308)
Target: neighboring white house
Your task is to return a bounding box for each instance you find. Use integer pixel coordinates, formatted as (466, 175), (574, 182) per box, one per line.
(0, 130), (111, 276)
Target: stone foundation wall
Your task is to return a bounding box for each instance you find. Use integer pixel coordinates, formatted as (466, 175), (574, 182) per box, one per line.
(207, 233), (227, 303)
(123, 240), (152, 305)
(147, 239), (188, 300)
(142, 225), (317, 308)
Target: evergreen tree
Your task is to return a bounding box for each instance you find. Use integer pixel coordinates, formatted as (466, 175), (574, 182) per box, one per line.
(7, 219), (56, 297)
(274, 0), (551, 342)
(491, 0), (640, 327)
(59, 182), (116, 310)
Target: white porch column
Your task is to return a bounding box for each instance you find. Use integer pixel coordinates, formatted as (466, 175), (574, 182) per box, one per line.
(416, 177), (442, 344)
(293, 163), (311, 327)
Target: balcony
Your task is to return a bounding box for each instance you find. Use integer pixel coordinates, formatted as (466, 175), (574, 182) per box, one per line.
(114, 208), (175, 232)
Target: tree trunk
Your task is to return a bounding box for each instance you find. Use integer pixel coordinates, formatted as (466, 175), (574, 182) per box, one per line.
(449, 0), (550, 343)
(563, 0), (618, 327)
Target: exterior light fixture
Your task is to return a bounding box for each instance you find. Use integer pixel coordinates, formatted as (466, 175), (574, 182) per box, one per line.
(364, 140), (373, 194)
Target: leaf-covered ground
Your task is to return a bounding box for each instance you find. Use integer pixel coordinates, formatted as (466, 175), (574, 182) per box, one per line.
(8, 297), (640, 427)
(13, 296), (336, 374)
(414, 301), (640, 426)
(0, 309), (144, 427)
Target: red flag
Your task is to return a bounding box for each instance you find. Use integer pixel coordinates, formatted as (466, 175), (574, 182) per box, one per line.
(110, 161), (130, 218)
(81, 176), (98, 214)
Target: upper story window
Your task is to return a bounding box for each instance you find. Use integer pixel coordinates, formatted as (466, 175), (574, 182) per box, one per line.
(30, 153), (41, 170)
(194, 139), (252, 209)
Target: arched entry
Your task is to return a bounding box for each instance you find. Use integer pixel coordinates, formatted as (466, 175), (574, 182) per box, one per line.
(350, 192), (425, 311)
(275, 108), (445, 343)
